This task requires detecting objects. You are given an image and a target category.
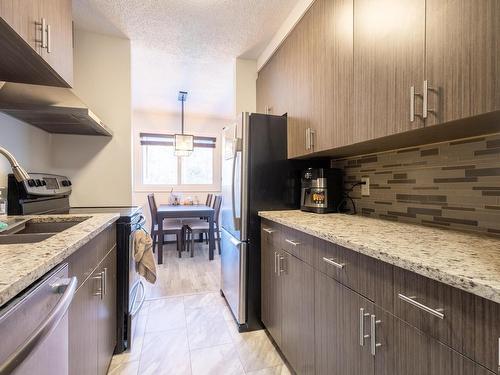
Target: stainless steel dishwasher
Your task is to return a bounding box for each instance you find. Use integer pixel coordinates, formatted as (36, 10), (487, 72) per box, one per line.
(0, 263), (77, 375)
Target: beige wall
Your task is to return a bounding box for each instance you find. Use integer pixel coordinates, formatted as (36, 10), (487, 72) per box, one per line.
(234, 59), (257, 114)
(133, 109), (229, 224)
(0, 113), (52, 188)
(51, 29), (132, 207)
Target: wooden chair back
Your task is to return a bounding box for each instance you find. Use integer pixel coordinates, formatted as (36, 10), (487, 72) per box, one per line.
(147, 193), (158, 228)
(206, 193), (213, 207)
(212, 195), (222, 225)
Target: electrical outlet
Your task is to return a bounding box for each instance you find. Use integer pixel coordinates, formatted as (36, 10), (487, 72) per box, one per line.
(361, 177), (370, 196)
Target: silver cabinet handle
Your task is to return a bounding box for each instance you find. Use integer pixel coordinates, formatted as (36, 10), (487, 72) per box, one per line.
(0, 276), (77, 375)
(398, 293), (445, 319)
(370, 314), (382, 356)
(422, 80), (436, 118)
(322, 257), (345, 269)
(497, 337), (500, 374)
(42, 18), (47, 49)
(285, 239), (300, 246)
(263, 228), (275, 234)
(359, 308), (370, 346)
(310, 129), (315, 149)
(274, 251), (278, 274)
(305, 128), (310, 150)
(410, 85), (422, 122)
(102, 268), (107, 296)
(93, 273), (103, 298)
(277, 255), (285, 276)
(46, 24), (51, 53)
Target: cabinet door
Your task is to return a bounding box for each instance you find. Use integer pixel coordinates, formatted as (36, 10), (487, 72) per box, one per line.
(39, 0), (73, 86)
(379, 307), (495, 375)
(260, 227), (282, 346)
(354, 0), (425, 142)
(0, 0), (41, 52)
(98, 246), (117, 375)
(310, 0), (354, 152)
(315, 270), (374, 375)
(69, 270), (99, 375)
(281, 251), (315, 374)
(425, 0), (500, 126)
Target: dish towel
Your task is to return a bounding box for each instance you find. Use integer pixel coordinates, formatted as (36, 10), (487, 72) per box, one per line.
(133, 229), (157, 284)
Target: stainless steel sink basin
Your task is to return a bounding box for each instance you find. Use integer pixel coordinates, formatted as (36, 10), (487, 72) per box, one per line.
(0, 233), (55, 244)
(0, 217), (88, 244)
(12, 221), (81, 234)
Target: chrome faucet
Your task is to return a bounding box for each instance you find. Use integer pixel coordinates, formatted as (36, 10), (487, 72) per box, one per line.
(0, 146), (30, 182)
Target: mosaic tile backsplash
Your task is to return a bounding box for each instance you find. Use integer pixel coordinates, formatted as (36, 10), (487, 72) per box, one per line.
(331, 133), (500, 236)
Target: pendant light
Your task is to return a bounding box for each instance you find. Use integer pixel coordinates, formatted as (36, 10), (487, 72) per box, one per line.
(174, 91), (194, 157)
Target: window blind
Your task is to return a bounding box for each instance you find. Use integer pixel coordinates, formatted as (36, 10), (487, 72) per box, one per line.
(139, 133), (216, 148)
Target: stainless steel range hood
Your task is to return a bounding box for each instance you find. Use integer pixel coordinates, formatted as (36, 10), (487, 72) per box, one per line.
(0, 82), (112, 136)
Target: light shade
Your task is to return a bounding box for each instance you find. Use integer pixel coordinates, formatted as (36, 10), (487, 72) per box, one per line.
(174, 134), (194, 153)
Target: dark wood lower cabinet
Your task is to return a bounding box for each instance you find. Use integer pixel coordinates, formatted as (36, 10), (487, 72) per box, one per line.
(68, 225), (117, 375)
(261, 227), (282, 346)
(69, 268), (99, 375)
(261, 223), (499, 375)
(98, 246), (117, 375)
(315, 270), (373, 375)
(281, 251), (315, 375)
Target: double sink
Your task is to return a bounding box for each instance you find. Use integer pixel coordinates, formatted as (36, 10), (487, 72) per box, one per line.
(0, 218), (87, 244)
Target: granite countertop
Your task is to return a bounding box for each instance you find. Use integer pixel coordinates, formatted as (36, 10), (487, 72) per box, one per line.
(0, 213), (119, 308)
(259, 210), (500, 304)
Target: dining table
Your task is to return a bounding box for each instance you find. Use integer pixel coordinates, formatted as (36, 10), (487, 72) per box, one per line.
(156, 204), (216, 264)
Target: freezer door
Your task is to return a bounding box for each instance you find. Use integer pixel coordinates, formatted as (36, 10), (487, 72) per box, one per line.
(221, 113), (249, 241)
(220, 228), (247, 325)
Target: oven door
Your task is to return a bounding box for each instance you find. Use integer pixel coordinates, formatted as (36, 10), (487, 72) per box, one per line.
(127, 215), (147, 349)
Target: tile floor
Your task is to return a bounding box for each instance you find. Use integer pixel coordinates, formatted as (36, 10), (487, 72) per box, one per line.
(108, 242), (291, 375)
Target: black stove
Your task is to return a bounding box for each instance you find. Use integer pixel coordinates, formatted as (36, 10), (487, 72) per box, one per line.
(7, 173), (145, 354)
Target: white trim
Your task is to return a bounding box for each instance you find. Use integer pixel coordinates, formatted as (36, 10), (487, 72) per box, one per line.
(133, 129), (222, 193)
(256, 0), (315, 71)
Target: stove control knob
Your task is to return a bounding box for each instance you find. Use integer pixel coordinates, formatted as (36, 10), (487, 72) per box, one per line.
(35, 179), (42, 187)
(28, 179), (36, 187)
(61, 180), (69, 187)
(67, 180), (72, 186)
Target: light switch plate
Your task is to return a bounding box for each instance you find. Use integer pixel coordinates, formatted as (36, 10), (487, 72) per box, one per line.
(361, 177), (370, 196)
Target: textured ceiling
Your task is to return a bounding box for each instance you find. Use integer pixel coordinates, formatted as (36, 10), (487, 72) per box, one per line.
(73, 0), (299, 117)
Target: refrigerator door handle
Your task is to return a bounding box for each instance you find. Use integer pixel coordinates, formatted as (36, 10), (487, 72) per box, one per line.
(231, 139), (242, 231)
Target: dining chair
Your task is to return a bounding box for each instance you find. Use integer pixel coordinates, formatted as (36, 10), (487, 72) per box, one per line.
(147, 193), (185, 258)
(185, 195), (222, 258)
(205, 193), (213, 207)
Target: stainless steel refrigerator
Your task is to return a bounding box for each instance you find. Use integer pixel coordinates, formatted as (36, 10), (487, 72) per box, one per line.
(220, 112), (300, 331)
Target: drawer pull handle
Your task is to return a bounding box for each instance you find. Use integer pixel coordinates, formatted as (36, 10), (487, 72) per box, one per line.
(398, 293), (445, 319)
(322, 257), (345, 269)
(370, 315), (382, 356)
(285, 239), (300, 246)
(263, 228), (276, 234)
(359, 308), (370, 346)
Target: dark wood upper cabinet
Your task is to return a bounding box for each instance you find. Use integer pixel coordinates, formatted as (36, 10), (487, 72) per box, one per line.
(353, 0), (425, 143)
(0, 0), (73, 87)
(425, 0), (500, 126)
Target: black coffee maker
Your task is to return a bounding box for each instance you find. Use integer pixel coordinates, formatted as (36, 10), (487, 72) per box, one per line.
(300, 168), (343, 214)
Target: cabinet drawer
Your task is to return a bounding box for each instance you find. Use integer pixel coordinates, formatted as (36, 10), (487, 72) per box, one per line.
(314, 238), (357, 290)
(394, 267), (465, 354)
(315, 238), (394, 311)
(282, 226), (315, 265)
(261, 219), (282, 250)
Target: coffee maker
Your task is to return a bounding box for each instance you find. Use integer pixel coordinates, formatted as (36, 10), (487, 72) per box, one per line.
(300, 168), (343, 214)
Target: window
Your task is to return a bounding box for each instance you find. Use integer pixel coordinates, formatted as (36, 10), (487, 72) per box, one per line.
(139, 133), (217, 189)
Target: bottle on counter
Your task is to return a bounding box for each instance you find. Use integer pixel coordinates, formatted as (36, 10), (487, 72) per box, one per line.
(0, 187), (6, 215)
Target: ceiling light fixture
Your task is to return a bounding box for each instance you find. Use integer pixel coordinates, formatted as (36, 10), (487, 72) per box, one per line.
(174, 91), (194, 157)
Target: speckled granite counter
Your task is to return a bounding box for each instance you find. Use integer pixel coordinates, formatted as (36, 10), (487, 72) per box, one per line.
(259, 210), (500, 304)
(0, 214), (119, 307)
